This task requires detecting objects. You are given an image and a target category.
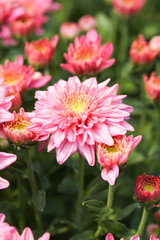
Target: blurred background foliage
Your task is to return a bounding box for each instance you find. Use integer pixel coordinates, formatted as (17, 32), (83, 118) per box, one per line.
(0, 0), (160, 239)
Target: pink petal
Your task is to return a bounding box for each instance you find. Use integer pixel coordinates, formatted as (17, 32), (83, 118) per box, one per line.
(101, 164), (119, 185)
(131, 235), (140, 240)
(38, 233), (50, 240)
(0, 152), (17, 170)
(78, 143), (95, 166)
(21, 227), (34, 240)
(105, 233), (115, 240)
(86, 29), (98, 42)
(0, 177), (9, 189)
(28, 75), (51, 89)
(0, 213), (5, 223)
(92, 123), (114, 145)
(56, 140), (77, 164)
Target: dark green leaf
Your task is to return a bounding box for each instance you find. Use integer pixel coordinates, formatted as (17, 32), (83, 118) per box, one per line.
(32, 190), (46, 212)
(69, 231), (95, 240)
(114, 203), (138, 221)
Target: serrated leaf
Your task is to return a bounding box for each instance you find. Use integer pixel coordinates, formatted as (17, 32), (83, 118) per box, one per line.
(82, 199), (113, 218)
(32, 190), (46, 212)
(98, 219), (136, 239)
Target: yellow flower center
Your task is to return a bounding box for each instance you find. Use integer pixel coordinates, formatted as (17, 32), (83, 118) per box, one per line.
(65, 94), (91, 114)
(33, 42), (48, 53)
(74, 46), (96, 62)
(102, 138), (125, 156)
(144, 184), (154, 192)
(7, 114), (31, 131)
(3, 69), (22, 85)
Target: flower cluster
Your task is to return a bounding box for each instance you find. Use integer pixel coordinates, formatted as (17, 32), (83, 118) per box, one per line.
(60, 15), (96, 39)
(0, 0), (61, 45)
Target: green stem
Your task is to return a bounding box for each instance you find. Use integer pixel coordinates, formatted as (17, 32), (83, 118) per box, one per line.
(119, 17), (128, 63)
(76, 154), (84, 229)
(137, 207), (148, 236)
(25, 148), (38, 193)
(17, 174), (25, 232)
(107, 184), (114, 208)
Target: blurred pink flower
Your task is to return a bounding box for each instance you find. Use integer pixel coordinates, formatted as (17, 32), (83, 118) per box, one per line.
(60, 22), (80, 39)
(29, 76), (133, 165)
(25, 35), (59, 67)
(130, 35), (158, 65)
(0, 55), (51, 94)
(105, 233), (159, 240)
(0, 25), (17, 46)
(146, 224), (159, 237)
(149, 36), (160, 52)
(97, 135), (142, 185)
(153, 209), (160, 222)
(60, 29), (115, 75)
(0, 213), (17, 239)
(112, 0), (146, 15)
(78, 15), (96, 32)
(143, 72), (160, 100)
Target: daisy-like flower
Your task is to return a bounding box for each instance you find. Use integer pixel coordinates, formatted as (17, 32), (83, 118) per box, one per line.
(0, 55), (51, 94)
(25, 35), (59, 67)
(60, 29), (115, 75)
(112, 0), (146, 16)
(105, 233), (159, 240)
(97, 135), (142, 185)
(29, 76), (134, 166)
(134, 174), (160, 207)
(3, 108), (48, 147)
(143, 72), (160, 100)
(60, 22), (80, 40)
(78, 15), (96, 32)
(130, 35), (158, 65)
(146, 224), (159, 237)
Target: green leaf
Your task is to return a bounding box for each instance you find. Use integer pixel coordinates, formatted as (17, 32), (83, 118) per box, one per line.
(32, 190), (46, 212)
(114, 203), (138, 221)
(98, 219), (136, 239)
(82, 199), (113, 218)
(69, 231), (95, 240)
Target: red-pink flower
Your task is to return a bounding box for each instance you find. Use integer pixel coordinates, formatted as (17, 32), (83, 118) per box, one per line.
(112, 0), (146, 15)
(134, 174), (160, 207)
(143, 72), (160, 100)
(25, 35), (59, 67)
(97, 135), (142, 185)
(28, 76), (134, 166)
(3, 108), (47, 146)
(149, 36), (160, 53)
(153, 210), (160, 222)
(78, 15), (96, 32)
(130, 35), (158, 65)
(0, 55), (51, 94)
(60, 29), (115, 75)
(146, 224), (159, 237)
(105, 233), (159, 240)
(60, 22), (80, 39)
(0, 25), (17, 46)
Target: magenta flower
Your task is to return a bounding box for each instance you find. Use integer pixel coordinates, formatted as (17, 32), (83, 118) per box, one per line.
(105, 233), (159, 240)
(29, 76), (133, 166)
(0, 213), (16, 239)
(97, 135), (142, 185)
(60, 29), (115, 75)
(12, 227), (50, 240)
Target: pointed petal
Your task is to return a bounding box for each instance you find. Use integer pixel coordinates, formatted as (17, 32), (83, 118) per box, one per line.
(105, 233), (115, 240)
(38, 233), (50, 240)
(0, 152), (17, 170)
(0, 177), (9, 189)
(21, 227), (34, 240)
(78, 143), (95, 166)
(56, 140), (77, 164)
(101, 164), (119, 185)
(92, 123), (114, 145)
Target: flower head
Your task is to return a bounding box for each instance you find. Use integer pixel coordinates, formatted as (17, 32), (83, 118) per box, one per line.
(60, 22), (80, 39)
(0, 56), (51, 94)
(25, 35), (58, 67)
(130, 35), (158, 65)
(105, 233), (159, 240)
(60, 29), (115, 75)
(112, 0), (146, 16)
(29, 76), (133, 166)
(134, 174), (160, 207)
(97, 135), (142, 185)
(147, 224), (159, 237)
(149, 36), (160, 53)
(143, 72), (160, 100)
(78, 15), (96, 32)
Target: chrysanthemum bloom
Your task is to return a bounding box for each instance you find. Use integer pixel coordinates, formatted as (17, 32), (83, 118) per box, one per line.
(0, 25), (17, 46)
(97, 135), (142, 185)
(10, 227), (50, 240)
(153, 210), (160, 222)
(28, 76), (134, 165)
(147, 224), (159, 237)
(78, 15), (96, 32)
(0, 55), (51, 94)
(149, 36), (160, 53)
(0, 152), (17, 189)
(130, 35), (159, 65)
(2, 108), (47, 147)
(134, 174), (160, 207)
(105, 233), (159, 240)
(60, 22), (80, 39)
(25, 35), (59, 67)
(60, 29), (115, 75)
(0, 86), (14, 123)
(112, 0), (146, 15)
(143, 72), (160, 101)
(0, 213), (17, 239)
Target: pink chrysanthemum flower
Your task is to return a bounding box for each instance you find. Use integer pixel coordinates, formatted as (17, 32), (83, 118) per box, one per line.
(0, 55), (51, 94)
(134, 174), (160, 207)
(78, 15), (96, 32)
(146, 224), (159, 237)
(143, 72), (160, 101)
(112, 0), (146, 16)
(3, 108), (47, 146)
(149, 36), (160, 52)
(105, 233), (159, 240)
(60, 29), (115, 75)
(25, 35), (59, 67)
(29, 76), (134, 166)
(130, 35), (159, 65)
(97, 135), (142, 185)
(60, 22), (80, 39)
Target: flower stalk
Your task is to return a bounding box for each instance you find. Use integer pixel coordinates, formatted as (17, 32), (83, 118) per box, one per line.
(137, 207), (148, 235)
